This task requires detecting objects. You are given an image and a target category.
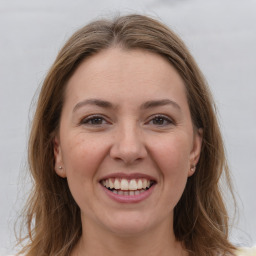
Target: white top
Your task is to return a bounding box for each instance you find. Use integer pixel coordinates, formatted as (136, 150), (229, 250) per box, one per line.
(236, 247), (256, 256)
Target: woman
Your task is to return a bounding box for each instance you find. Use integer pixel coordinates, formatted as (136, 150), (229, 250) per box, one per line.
(15, 14), (255, 256)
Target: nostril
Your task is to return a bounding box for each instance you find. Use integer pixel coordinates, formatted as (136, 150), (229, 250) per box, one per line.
(109, 141), (147, 164)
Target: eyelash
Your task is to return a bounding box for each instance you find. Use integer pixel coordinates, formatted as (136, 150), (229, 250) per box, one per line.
(146, 114), (174, 126)
(80, 115), (109, 126)
(80, 114), (174, 127)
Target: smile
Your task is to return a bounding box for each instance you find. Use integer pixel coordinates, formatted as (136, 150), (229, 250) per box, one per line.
(100, 178), (156, 196)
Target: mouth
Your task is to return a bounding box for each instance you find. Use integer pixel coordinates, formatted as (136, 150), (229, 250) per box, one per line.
(100, 178), (156, 196)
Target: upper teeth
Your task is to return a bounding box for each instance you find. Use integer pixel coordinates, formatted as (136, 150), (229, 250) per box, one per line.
(102, 178), (152, 191)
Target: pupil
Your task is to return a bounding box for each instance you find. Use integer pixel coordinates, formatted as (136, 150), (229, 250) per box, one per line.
(92, 118), (102, 124)
(153, 117), (164, 125)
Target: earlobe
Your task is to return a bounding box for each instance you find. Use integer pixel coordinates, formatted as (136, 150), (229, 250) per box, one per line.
(188, 165), (196, 177)
(53, 136), (66, 178)
(188, 128), (203, 177)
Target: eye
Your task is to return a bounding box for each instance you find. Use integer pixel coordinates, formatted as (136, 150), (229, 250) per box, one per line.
(80, 115), (109, 126)
(147, 115), (173, 126)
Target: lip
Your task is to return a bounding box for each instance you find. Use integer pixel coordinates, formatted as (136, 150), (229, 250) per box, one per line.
(100, 182), (156, 203)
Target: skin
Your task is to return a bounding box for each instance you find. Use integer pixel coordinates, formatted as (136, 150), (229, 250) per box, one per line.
(54, 47), (202, 256)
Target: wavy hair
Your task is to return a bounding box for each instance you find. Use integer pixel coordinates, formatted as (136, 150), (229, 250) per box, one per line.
(18, 14), (237, 256)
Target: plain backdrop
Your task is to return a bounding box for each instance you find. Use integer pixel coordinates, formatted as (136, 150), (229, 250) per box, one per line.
(0, 0), (255, 254)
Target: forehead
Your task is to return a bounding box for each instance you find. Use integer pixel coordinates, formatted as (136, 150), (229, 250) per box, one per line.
(64, 47), (188, 109)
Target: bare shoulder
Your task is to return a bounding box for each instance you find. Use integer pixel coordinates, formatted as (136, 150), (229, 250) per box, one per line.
(236, 247), (256, 256)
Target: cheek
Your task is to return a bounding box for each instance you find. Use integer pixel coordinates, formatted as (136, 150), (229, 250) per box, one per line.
(62, 135), (106, 173)
(60, 135), (111, 216)
(151, 134), (191, 173)
(61, 135), (108, 197)
(150, 134), (191, 203)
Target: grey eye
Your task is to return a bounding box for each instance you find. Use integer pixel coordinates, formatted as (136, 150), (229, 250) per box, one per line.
(149, 115), (172, 126)
(81, 115), (108, 125)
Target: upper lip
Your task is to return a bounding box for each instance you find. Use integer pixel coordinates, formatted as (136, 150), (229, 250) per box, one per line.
(99, 172), (157, 182)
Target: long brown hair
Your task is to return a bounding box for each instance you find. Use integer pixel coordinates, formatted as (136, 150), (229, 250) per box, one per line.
(18, 14), (237, 256)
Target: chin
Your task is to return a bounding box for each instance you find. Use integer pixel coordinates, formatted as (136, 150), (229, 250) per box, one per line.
(103, 211), (153, 237)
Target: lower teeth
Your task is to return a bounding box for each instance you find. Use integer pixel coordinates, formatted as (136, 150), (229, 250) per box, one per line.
(110, 189), (146, 196)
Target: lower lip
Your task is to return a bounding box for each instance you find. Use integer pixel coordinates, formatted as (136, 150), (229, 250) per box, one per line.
(101, 184), (156, 203)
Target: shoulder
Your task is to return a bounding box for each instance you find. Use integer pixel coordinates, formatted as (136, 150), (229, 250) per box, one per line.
(6, 254), (18, 256)
(235, 247), (256, 256)
(6, 255), (24, 256)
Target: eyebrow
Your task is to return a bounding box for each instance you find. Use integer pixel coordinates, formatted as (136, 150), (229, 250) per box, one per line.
(73, 99), (113, 113)
(140, 99), (181, 111)
(73, 98), (181, 113)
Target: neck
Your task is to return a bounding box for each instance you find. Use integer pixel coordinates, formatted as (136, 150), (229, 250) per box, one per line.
(72, 217), (187, 256)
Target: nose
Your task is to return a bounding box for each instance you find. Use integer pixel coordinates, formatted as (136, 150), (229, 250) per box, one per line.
(109, 123), (147, 165)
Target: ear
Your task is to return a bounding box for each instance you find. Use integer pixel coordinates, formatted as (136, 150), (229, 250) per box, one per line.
(188, 128), (203, 177)
(53, 136), (66, 178)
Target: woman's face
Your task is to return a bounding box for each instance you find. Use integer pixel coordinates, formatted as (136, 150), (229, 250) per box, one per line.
(54, 48), (202, 236)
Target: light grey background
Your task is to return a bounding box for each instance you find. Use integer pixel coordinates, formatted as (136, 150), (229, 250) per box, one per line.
(0, 0), (255, 254)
